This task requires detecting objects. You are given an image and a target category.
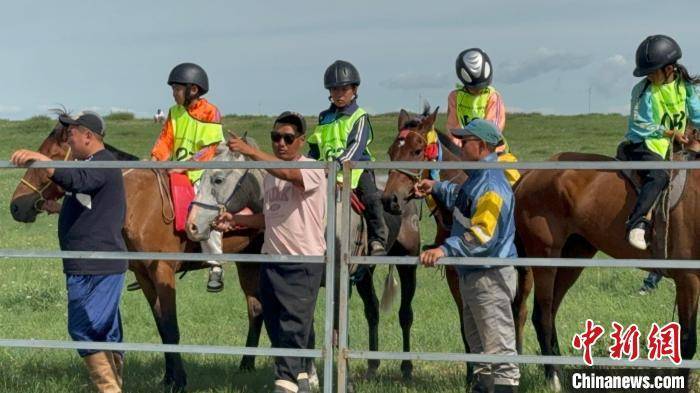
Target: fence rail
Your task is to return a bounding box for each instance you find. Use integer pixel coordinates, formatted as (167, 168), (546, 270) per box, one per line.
(2, 158), (698, 393)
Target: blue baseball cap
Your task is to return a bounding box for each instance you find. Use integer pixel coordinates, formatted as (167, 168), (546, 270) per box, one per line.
(450, 119), (501, 145)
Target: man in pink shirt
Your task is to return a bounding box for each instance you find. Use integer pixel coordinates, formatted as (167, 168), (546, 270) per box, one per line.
(216, 111), (326, 393)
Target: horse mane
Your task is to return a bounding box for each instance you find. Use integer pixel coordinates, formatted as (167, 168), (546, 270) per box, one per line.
(105, 144), (139, 161)
(436, 130), (461, 158)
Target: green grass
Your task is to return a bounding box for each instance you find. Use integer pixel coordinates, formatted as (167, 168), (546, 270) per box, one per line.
(0, 113), (681, 392)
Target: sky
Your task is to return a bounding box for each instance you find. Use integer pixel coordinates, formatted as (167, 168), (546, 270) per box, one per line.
(1, 0), (699, 120)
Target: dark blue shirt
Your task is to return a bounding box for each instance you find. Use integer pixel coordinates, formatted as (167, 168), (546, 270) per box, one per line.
(51, 149), (128, 275)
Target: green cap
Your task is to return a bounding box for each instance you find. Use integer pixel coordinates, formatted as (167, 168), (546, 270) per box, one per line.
(450, 119), (501, 145)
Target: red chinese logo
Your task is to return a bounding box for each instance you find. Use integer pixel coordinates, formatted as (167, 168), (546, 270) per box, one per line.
(609, 322), (640, 361)
(647, 322), (681, 365)
(572, 319), (605, 366)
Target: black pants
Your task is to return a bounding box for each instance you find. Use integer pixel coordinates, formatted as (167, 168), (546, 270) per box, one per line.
(355, 170), (389, 246)
(618, 141), (670, 230)
(260, 262), (324, 383)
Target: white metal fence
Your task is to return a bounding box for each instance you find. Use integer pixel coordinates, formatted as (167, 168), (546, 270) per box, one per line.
(2, 159), (700, 393)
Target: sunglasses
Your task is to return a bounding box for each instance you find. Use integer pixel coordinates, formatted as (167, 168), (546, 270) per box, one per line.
(270, 131), (299, 144)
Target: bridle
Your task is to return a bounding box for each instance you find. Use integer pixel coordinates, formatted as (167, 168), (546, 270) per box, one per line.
(388, 128), (431, 183)
(190, 168), (251, 219)
(20, 146), (72, 211)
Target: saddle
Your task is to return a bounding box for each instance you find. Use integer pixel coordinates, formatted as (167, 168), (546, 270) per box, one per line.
(615, 144), (695, 261)
(169, 173), (195, 232)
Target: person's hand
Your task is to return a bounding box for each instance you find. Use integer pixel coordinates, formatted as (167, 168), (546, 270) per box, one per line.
(419, 247), (445, 267)
(227, 134), (256, 156)
(10, 150), (50, 166)
(673, 130), (689, 144)
(213, 212), (235, 232)
(412, 179), (436, 198)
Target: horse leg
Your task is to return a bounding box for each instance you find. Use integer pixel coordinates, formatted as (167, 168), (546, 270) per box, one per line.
(674, 272), (699, 382)
(397, 265), (417, 381)
(355, 266), (380, 379)
(531, 266), (561, 391)
(512, 266), (533, 354)
(446, 265), (473, 384)
(236, 262), (264, 371)
(150, 262), (187, 393)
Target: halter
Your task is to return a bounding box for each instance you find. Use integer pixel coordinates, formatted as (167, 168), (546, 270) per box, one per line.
(190, 168), (251, 220)
(20, 146), (72, 211)
(389, 128), (441, 182)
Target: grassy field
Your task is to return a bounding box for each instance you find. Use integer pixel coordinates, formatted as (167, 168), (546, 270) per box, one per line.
(0, 112), (682, 392)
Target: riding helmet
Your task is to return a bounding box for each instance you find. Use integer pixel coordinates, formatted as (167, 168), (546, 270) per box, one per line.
(167, 63), (209, 94)
(455, 48), (493, 89)
(633, 35), (682, 77)
(324, 60), (361, 89)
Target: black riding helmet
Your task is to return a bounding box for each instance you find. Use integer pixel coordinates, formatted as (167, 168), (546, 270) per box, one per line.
(324, 60), (361, 89)
(167, 63), (209, 94)
(456, 48), (493, 89)
(633, 35), (682, 77)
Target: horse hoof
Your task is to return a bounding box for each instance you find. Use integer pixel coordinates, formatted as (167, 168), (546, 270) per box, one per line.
(547, 373), (562, 392)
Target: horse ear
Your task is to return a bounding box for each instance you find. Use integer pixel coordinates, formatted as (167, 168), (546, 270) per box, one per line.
(398, 109), (411, 131)
(424, 106), (439, 129)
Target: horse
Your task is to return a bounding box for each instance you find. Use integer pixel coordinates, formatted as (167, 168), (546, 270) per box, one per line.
(512, 151), (700, 391)
(9, 117), (265, 393)
(184, 139), (424, 382)
(381, 105), (533, 382)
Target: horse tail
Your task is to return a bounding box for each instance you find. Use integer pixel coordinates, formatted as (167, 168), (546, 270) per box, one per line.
(379, 264), (399, 313)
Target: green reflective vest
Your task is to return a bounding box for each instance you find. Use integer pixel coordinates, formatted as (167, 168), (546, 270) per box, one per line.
(646, 79), (687, 158)
(455, 87), (494, 127)
(308, 107), (372, 188)
(169, 105), (223, 183)
(455, 87), (510, 152)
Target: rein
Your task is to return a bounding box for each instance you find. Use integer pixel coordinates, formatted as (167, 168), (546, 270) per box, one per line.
(20, 146), (72, 211)
(190, 168), (251, 221)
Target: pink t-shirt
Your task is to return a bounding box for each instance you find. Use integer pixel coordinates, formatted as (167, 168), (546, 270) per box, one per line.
(261, 156), (327, 256)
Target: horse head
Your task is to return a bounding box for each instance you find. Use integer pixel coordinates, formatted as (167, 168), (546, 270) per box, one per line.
(382, 103), (439, 214)
(186, 138), (264, 241)
(10, 111), (72, 222)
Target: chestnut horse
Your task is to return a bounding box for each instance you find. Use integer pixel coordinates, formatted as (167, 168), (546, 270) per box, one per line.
(513, 152), (700, 391)
(9, 118), (265, 393)
(381, 106), (533, 381)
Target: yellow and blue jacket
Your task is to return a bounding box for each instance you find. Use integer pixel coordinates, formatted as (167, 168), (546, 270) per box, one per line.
(432, 152), (517, 273)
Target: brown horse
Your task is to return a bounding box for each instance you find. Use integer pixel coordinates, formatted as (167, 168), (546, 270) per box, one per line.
(9, 118), (265, 393)
(381, 106), (533, 382)
(513, 152), (700, 391)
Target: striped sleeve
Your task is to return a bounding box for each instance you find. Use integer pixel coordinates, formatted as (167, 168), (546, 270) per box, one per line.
(441, 190), (505, 257)
(336, 114), (371, 163)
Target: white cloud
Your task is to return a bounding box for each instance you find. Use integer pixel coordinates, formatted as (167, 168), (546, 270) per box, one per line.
(589, 54), (631, 98)
(499, 47), (593, 84)
(0, 105), (22, 114)
(379, 72), (451, 90)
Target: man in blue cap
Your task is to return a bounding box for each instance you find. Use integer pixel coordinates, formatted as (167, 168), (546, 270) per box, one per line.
(413, 118), (520, 393)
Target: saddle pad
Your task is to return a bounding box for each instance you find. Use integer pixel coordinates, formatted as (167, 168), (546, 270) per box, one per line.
(169, 173), (195, 232)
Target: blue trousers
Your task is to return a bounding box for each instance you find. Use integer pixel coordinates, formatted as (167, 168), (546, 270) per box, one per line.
(66, 273), (125, 357)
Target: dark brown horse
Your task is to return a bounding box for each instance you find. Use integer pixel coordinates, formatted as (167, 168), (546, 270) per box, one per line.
(9, 118), (265, 393)
(381, 106), (533, 381)
(513, 152), (700, 391)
